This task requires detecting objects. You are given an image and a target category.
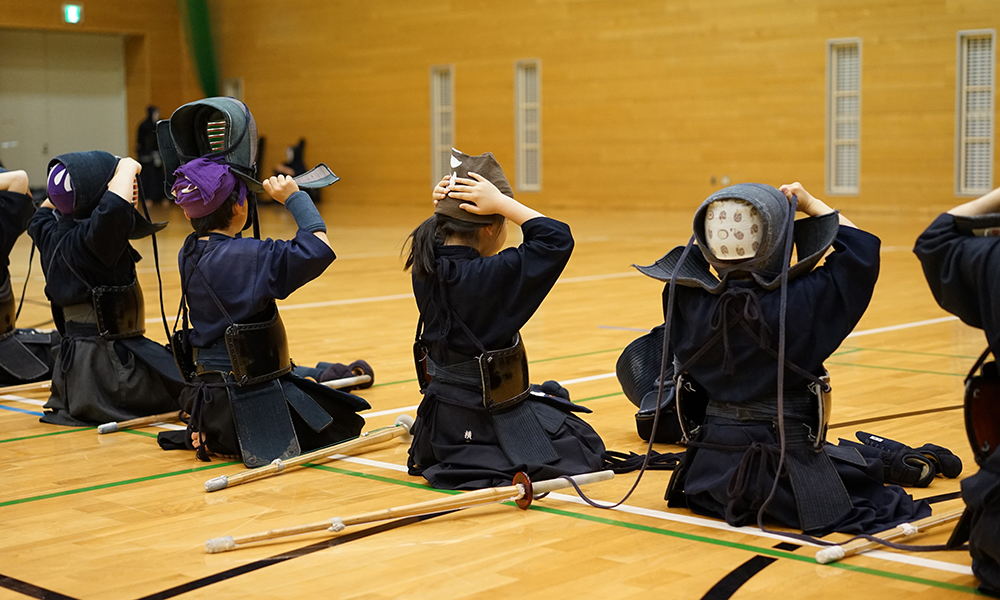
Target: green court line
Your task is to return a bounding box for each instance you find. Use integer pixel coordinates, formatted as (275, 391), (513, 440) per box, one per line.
(837, 347), (980, 361)
(831, 348), (864, 357)
(826, 361), (966, 378)
(123, 429), (160, 439)
(0, 461), (238, 508)
(373, 378), (418, 388)
(529, 506), (980, 595)
(308, 463), (980, 595)
(0, 427), (94, 444)
(575, 391), (625, 404)
(530, 347), (624, 363)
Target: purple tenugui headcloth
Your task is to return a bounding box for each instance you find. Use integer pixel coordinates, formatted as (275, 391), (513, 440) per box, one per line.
(171, 157), (247, 219)
(47, 163), (75, 216)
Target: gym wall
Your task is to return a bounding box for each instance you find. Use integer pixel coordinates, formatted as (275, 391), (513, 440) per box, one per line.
(208, 0), (1000, 213)
(0, 0), (201, 157)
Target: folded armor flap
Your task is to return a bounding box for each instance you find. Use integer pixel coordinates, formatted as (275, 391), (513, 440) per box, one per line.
(0, 334), (49, 381)
(491, 400), (560, 466)
(129, 212), (168, 240)
(288, 375), (371, 413)
(281, 380), (334, 433)
(633, 246), (724, 292)
(616, 324), (667, 408)
(229, 380), (300, 468)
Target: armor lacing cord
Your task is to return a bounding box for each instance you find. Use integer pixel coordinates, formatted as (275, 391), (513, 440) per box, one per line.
(14, 243), (36, 323)
(710, 288), (771, 375)
(57, 334), (75, 375)
(187, 375), (236, 462)
(602, 449), (684, 474)
(135, 177), (172, 344)
(559, 237), (699, 510)
(725, 442), (783, 526)
(741, 199), (962, 555)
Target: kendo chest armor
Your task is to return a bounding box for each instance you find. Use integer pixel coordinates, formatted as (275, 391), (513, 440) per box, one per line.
(222, 303), (293, 386)
(0, 280), (16, 337)
(415, 325), (530, 412)
(964, 348), (1000, 466)
(91, 278), (146, 340)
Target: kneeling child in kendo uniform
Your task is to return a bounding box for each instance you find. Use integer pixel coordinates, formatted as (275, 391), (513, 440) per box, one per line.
(28, 153), (184, 425)
(636, 181), (931, 535)
(0, 168), (60, 385)
(914, 185), (1000, 597)
(157, 158), (369, 466)
(405, 149), (606, 490)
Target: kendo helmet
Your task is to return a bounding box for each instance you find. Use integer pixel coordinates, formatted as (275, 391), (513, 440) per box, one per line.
(635, 183), (840, 293)
(45, 151), (119, 218)
(156, 97), (340, 201)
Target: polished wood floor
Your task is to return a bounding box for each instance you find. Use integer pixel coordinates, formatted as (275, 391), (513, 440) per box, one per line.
(0, 199), (983, 599)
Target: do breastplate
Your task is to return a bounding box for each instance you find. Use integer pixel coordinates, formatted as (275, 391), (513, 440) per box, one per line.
(224, 302), (293, 386)
(0, 277), (17, 337)
(92, 277), (146, 340)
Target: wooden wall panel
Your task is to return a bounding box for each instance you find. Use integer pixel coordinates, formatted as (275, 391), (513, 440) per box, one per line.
(0, 0), (200, 157)
(206, 0), (999, 214)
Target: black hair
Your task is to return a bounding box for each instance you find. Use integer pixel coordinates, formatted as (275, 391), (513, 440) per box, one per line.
(190, 187), (243, 234)
(403, 213), (504, 280)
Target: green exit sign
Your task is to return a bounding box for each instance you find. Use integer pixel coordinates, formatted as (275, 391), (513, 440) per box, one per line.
(63, 4), (83, 24)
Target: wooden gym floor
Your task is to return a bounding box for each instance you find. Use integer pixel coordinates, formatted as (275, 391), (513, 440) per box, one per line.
(0, 198), (983, 599)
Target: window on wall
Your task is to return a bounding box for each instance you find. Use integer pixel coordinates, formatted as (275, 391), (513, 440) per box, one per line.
(430, 65), (454, 186)
(515, 59), (541, 191)
(826, 40), (861, 196)
(957, 31), (995, 195)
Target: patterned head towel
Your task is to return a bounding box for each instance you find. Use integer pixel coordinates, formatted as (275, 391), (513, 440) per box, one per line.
(703, 198), (763, 261)
(171, 157), (247, 219)
(433, 148), (510, 225)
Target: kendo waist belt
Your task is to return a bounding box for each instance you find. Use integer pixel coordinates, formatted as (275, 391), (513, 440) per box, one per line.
(705, 393), (815, 422)
(704, 394), (821, 446)
(62, 321), (101, 337)
(425, 356), (483, 392)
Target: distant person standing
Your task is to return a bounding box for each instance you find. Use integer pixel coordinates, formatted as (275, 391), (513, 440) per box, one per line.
(274, 139), (320, 203)
(136, 106), (165, 201)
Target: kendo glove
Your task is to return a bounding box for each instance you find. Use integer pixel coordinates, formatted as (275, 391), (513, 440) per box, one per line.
(837, 434), (935, 487)
(913, 442), (963, 478)
(855, 431), (962, 479)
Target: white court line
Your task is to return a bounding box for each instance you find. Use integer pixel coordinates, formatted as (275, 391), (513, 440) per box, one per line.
(545, 492), (972, 575)
(144, 292), (416, 324)
(0, 395), (45, 406)
(556, 271), (640, 284)
(846, 316), (959, 338)
(140, 272), (648, 325)
(363, 405), (419, 418)
(560, 372), (618, 385)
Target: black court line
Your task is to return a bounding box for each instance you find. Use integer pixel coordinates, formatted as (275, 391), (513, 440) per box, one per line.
(829, 404), (963, 430)
(134, 511), (453, 600)
(0, 573), (79, 600)
(772, 542), (800, 551)
(699, 541), (802, 599)
(700, 555), (778, 599)
(922, 491), (963, 504)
